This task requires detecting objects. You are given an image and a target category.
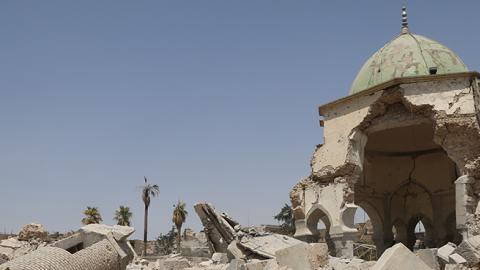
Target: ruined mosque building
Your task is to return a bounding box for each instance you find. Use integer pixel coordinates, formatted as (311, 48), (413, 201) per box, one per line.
(290, 7), (480, 256)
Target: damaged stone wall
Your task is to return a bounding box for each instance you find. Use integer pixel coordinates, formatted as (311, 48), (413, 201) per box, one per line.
(291, 73), (480, 256)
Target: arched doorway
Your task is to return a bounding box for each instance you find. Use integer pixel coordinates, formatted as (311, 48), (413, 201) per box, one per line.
(354, 101), (458, 250)
(305, 206), (335, 255)
(407, 215), (433, 250)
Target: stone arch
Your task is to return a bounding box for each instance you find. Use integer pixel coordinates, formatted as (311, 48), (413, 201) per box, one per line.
(306, 204), (333, 236)
(407, 214), (434, 249)
(355, 200), (385, 253)
(305, 205), (335, 254)
(389, 180), (434, 225)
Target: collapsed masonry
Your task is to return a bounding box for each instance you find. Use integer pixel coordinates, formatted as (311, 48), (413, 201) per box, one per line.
(190, 202), (480, 269)
(289, 12), (480, 258)
(194, 203), (307, 260)
(0, 224), (136, 270)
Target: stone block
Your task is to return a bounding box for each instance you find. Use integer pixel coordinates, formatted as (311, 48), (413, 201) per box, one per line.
(437, 242), (457, 263)
(449, 253), (467, 264)
(444, 264), (469, 270)
(80, 224), (135, 242)
(454, 235), (480, 266)
(372, 243), (431, 270)
(275, 242), (328, 270)
(164, 257), (192, 270)
(263, 259), (280, 270)
(227, 259), (245, 270)
(329, 257), (375, 270)
(212, 252), (229, 264)
(415, 248), (440, 270)
(227, 240), (246, 261)
(240, 259), (268, 270)
(239, 234), (303, 259)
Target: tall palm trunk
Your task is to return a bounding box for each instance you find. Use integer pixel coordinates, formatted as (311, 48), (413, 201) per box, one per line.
(176, 224), (182, 253)
(144, 204), (148, 256)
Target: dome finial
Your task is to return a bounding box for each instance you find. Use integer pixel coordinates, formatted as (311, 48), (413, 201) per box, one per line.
(401, 5), (409, 34)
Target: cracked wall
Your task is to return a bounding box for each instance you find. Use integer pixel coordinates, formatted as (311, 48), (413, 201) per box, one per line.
(290, 74), (480, 254)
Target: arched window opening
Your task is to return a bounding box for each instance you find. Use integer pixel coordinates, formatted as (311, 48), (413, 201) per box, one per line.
(407, 216), (433, 250)
(353, 207), (377, 260)
(354, 207), (373, 244)
(413, 220), (426, 250)
(306, 207), (335, 255)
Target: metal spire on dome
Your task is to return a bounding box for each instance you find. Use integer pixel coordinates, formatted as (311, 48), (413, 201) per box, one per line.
(401, 5), (409, 34)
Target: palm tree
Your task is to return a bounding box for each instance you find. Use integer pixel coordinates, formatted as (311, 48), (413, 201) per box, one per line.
(172, 201), (188, 252)
(274, 203), (294, 235)
(142, 176), (159, 256)
(82, 206), (103, 225)
(114, 206), (133, 226)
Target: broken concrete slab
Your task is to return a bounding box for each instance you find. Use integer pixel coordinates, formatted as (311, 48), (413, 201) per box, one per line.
(437, 242), (457, 263)
(226, 259), (246, 270)
(454, 235), (480, 267)
(415, 248), (440, 270)
(0, 238), (24, 249)
(275, 242), (328, 270)
(212, 252), (229, 264)
(240, 259), (269, 270)
(372, 243), (431, 270)
(326, 256), (375, 270)
(194, 203), (237, 254)
(449, 253), (467, 265)
(227, 240), (246, 260)
(444, 264), (469, 270)
(80, 224), (135, 242)
(238, 234), (303, 259)
(164, 256), (192, 270)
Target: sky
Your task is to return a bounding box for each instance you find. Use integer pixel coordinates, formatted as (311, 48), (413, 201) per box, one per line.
(1, 1), (479, 239)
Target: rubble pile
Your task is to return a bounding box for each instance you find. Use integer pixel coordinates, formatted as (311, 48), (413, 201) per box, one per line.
(0, 223), (50, 263)
(125, 203), (480, 270)
(3, 209), (480, 270)
(0, 223), (136, 270)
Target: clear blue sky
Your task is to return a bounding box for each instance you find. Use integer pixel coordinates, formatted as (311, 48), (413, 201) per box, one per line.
(1, 1), (479, 239)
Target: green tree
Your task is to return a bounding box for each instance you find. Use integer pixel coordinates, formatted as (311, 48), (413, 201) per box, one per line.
(114, 206), (133, 226)
(172, 201), (188, 252)
(274, 203), (294, 235)
(82, 206), (103, 225)
(141, 176), (159, 256)
(156, 226), (177, 255)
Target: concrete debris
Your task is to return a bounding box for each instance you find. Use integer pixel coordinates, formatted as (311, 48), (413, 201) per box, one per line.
(454, 235), (480, 267)
(194, 203), (236, 254)
(80, 223), (135, 242)
(164, 256), (192, 270)
(227, 240), (246, 260)
(275, 242), (328, 270)
(444, 264), (470, 270)
(239, 234), (303, 259)
(415, 248), (440, 270)
(449, 253), (467, 265)
(212, 253), (228, 264)
(438, 242), (458, 264)
(0, 233), (48, 262)
(328, 257), (375, 270)
(17, 223), (48, 241)
(0, 223), (136, 270)
(372, 243), (431, 270)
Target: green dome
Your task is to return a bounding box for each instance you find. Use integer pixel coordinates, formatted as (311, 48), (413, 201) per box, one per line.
(349, 32), (468, 95)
